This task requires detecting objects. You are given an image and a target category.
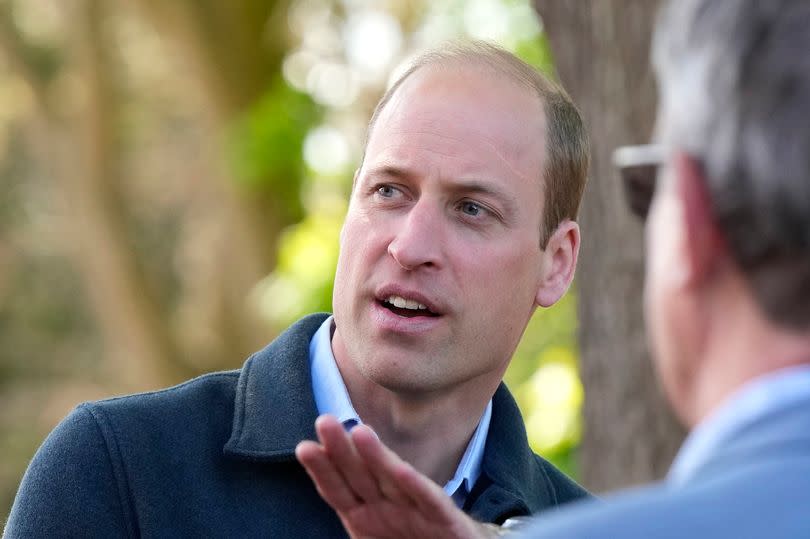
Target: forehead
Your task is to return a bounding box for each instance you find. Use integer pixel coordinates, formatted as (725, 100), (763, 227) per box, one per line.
(364, 65), (547, 188)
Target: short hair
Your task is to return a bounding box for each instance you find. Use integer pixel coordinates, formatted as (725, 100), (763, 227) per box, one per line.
(364, 41), (589, 247)
(653, 0), (810, 329)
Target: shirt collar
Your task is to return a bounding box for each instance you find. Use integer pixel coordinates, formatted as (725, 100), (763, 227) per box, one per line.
(309, 316), (492, 506)
(668, 364), (810, 486)
(446, 399), (492, 506)
(310, 316), (360, 427)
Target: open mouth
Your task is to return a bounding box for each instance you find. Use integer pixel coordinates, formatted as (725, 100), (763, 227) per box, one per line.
(379, 295), (439, 318)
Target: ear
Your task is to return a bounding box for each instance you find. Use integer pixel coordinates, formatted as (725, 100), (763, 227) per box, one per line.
(673, 152), (725, 287)
(535, 220), (580, 308)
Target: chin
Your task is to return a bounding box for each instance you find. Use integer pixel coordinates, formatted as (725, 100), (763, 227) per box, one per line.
(360, 358), (446, 396)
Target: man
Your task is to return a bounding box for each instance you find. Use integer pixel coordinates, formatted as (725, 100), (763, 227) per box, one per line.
(296, 1), (810, 537)
(5, 41), (590, 536)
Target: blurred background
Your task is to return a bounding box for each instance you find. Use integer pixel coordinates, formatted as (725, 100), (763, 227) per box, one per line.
(0, 0), (683, 522)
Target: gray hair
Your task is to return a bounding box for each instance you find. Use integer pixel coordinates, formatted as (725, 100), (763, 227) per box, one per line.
(653, 0), (810, 329)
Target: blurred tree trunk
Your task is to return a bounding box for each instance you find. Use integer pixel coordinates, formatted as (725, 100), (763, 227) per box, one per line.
(0, 0), (305, 391)
(0, 0), (189, 388)
(533, 0), (686, 491)
(128, 0), (300, 363)
(127, 0), (292, 268)
(68, 0), (188, 385)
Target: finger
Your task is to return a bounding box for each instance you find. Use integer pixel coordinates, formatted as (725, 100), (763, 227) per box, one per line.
(347, 502), (420, 539)
(315, 415), (384, 504)
(353, 427), (460, 522)
(395, 465), (461, 523)
(295, 440), (360, 512)
(350, 426), (414, 507)
(351, 428), (481, 538)
(390, 469), (485, 539)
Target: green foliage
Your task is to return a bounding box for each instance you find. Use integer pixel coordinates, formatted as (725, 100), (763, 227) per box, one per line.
(505, 290), (582, 473)
(515, 34), (555, 78)
(545, 446), (579, 480)
(228, 77), (321, 223)
(254, 199), (346, 329)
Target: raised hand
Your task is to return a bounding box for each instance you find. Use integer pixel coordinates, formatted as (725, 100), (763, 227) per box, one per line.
(295, 415), (492, 539)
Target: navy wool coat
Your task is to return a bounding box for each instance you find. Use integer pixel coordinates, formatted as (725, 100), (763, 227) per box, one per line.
(6, 314), (588, 538)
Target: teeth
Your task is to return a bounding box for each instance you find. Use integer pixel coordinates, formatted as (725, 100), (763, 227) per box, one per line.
(386, 295), (428, 310)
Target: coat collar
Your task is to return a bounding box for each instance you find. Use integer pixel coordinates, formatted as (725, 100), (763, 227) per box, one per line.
(223, 312), (571, 520)
(670, 378), (810, 486)
(223, 313), (329, 461)
(467, 384), (561, 518)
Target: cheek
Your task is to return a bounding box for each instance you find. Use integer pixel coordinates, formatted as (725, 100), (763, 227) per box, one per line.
(644, 217), (695, 409)
(335, 215), (389, 284)
(340, 214), (377, 258)
(464, 245), (541, 309)
(644, 195), (674, 374)
(334, 220), (365, 297)
(643, 190), (682, 316)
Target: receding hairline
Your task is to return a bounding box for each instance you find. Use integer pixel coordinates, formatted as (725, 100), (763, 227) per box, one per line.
(365, 43), (554, 146)
(360, 41), (589, 248)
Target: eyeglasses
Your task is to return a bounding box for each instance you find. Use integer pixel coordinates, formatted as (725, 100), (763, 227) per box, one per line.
(612, 144), (665, 219)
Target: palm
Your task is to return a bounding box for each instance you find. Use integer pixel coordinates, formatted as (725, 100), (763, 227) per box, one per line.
(296, 416), (488, 539)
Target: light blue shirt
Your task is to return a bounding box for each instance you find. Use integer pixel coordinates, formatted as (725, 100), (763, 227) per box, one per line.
(668, 364), (810, 486)
(309, 316), (492, 508)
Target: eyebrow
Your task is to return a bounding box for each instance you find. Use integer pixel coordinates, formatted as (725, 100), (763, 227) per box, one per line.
(447, 180), (519, 216)
(365, 165), (520, 215)
(365, 164), (412, 182)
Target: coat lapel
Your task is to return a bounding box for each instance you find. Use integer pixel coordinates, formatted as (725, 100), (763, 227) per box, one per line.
(467, 384), (560, 520)
(223, 313), (329, 461)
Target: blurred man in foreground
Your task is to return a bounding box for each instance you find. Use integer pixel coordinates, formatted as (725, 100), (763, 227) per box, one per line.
(297, 1), (810, 537)
(5, 41), (590, 537)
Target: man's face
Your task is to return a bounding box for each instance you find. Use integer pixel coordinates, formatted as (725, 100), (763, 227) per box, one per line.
(331, 65), (549, 396)
(643, 160), (695, 417)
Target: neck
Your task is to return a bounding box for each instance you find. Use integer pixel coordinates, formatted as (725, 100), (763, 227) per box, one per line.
(330, 331), (495, 485)
(686, 285), (810, 427)
(353, 388), (488, 486)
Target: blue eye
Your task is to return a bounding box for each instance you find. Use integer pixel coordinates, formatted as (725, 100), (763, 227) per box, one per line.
(377, 185), (397, 197)
(460, 201), (483, 216)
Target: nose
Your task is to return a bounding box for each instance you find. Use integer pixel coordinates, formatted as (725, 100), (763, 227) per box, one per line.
(387, 201), (442, 271)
